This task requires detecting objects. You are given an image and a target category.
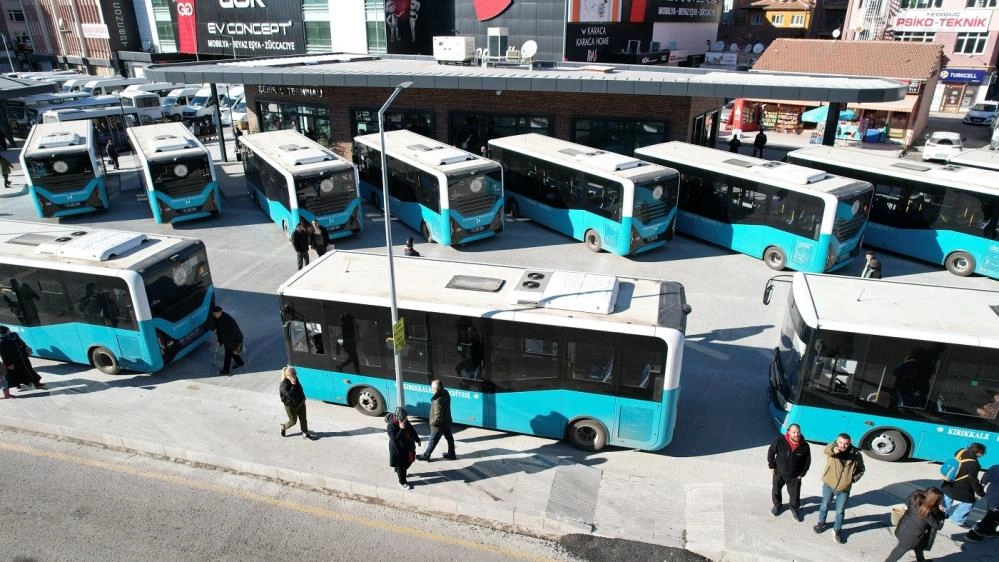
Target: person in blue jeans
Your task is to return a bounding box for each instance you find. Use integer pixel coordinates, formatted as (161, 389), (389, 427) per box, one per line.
(968, 462), (999, 540)
(942, 443), (986, 527)
(814, 433), (866, 544)
(416, 379), (456, 461)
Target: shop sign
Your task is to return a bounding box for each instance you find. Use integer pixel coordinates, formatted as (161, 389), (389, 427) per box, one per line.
(901, 80), (923, 94)
(567, 0), (721, 24)
(704, 52), (738, 65)
(939, 68), (987, 84)
(99, 0), (143, 52)
(257, 86), (325, 98)
(893, 9), (991, 32)
(668, 50), (688, 63)
(82, 23), (110, 40)
(173, 0), (306, 57)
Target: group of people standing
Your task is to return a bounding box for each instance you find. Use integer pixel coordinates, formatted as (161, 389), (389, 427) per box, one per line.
(769, 425), (997, 559)
(277, 368), (456, 490)
(291, 219), (331, 270)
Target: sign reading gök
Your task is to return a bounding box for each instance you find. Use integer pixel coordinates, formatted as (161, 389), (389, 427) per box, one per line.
(173, 0), (306, 57)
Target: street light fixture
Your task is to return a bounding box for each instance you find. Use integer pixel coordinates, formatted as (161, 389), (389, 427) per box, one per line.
(220, 33), (237, 60)
(378, 80), (412, 409)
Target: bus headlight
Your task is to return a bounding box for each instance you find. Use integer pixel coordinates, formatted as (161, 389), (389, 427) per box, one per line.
(825, 243), (837, 269)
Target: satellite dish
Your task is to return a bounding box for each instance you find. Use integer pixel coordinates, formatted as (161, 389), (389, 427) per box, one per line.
(667, 40), (678, 50)
(753, 43), (764, 54)
(729, 43), (739, 52)
(743, 44), (753, 54)
(521, 40), (538, 59)
(713, 40), (725, 52)
(832, 28), (841, 39)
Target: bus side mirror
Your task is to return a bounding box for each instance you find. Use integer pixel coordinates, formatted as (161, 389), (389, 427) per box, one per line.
(763, 282), (774, 306)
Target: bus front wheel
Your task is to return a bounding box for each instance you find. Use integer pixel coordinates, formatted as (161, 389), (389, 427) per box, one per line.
(764, 246), (787, 271)
(945, 251), (975, 277)
(864, 429), (909, 462)
(506, 199), (521, 219)
(567, 419), (607, 452)
(584, 230), (602, 253)
(420, 222), (434, 243)
(90, 346), (121, 375)
(351, 386), (386, 417)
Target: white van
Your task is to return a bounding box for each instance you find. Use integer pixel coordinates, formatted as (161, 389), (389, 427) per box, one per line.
(81, 77), (148, 96)
(61, 77), (97, 93)
(124, 82), (184, 98)
(220, 85), (244, 110)
(161, 86), (202, 119)
(180, 87), (218, 120)
(119, 90), (164, 122)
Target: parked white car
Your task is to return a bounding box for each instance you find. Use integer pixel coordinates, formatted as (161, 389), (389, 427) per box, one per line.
(921, 131), (965, 162)
(962, 102), (999, 125)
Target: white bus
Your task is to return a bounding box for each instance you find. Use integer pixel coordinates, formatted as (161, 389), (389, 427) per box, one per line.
(764, 273), (999, 464)
(127, 122), (221, 225)
(42, 106), (159, 150)
(80, 77), (148, 96)
(787, 145), (999, 279)
(948, 147), (999, 172)
(6, 92), (92, 135)
(0, 219), (216, 374)
(238, 129), (361, 238)
(354, 129), (505, 246)
(20, 121), (107, 218)
(279, 250), (690, 451)
(490, 133), (679, 256)
(636, 142), (873, 272)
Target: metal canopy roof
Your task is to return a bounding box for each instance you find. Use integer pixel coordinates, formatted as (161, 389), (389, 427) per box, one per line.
(145, 54), (906, 104)
(0, 75), (58, 100)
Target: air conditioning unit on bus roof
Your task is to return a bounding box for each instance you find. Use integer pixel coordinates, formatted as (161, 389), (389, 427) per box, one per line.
(751, 161), (826, 184)
(277, 144), (332, 166)
(151, 134), (193, 152)
(558, 147), (644, 172)
(35, 229), (148, 261)
(38, 132), (83, 149)
(407, 143), (474, 166)
(509, 270), (618, 315)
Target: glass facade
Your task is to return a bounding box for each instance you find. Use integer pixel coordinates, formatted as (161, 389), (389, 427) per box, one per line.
(305, 21), (332, 53)
(450, 113), (554, 155)
(572, 118), (668, 154)
(364, 0), (387, 54)
(351, 108), (433, 137)
(258, 101), (333, 147)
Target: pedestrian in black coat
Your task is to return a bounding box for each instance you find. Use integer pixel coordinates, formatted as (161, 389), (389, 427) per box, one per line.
(279, 366), (316, 440)
(386, 407), (421, 490)
(729, 134), (742, 153)
(309, 219), (330, 257)
(0, 325), (43, 389)
(210, 306), (243, 375)
(767, 423), (811, 521)
(105, 140), (119, 170)
(885, 487), (944, 562)
(291, 221), (311, 270)
(753, 129), (768, 158)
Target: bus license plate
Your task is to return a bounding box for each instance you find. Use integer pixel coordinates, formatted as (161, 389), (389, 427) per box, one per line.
(469, 225), (486, 233)
(62, 201), (83, 208)
(178, 206), (198, 214)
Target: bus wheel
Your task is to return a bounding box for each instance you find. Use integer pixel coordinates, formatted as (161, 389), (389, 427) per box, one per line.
(369, 192), (380, 210)
(420, 222), (434, 243)
(584, 230), (602, 253)
(506, 199), (521, 219)
(567, 419), (607, 452)
(945, 251), (975, 277)
(864, 429), (909, 462)
(764, 246), (787, 271)
(90, 346), (121, 375)
(351, 386), (386, 417)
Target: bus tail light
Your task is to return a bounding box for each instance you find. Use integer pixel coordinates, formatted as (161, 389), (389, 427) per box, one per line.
(451, 217), (460, 234)
(825, 243), (837, 270)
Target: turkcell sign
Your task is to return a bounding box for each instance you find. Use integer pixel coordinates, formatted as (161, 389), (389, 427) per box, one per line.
(194, 0), (305, 56)
(939, 68), (988, 84)
(893, 9), (991, 32)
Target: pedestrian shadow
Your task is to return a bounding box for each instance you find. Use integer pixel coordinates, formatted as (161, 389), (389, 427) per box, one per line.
(686, 324), (773, 343)
(309, 426), (383, 439)
(843, 512), (891, 536)
(409, 440), (606, 486)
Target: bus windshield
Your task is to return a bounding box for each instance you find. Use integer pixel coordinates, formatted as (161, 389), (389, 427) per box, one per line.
(24, 153), (94, 179)
(142, 244), (212, 322)
(295, 171), (356, 212)
(447, 168), (502, 201)
(775, 294), (810, 403)
(163, 96), (180, 109)
(834, 188), (873, 242)
(150, 155), (212, 196)
(633, 175), (678, 222)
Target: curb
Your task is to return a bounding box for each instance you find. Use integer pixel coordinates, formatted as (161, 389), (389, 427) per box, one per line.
(0, 186), (26, 198)
(0, 418), (592, 539)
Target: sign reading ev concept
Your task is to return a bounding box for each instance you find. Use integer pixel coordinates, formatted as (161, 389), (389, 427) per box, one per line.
(893, 9), (991, 32)
(173, 0), (305, 57)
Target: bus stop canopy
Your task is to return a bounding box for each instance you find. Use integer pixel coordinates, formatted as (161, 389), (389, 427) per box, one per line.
(0, 75), (57, 100)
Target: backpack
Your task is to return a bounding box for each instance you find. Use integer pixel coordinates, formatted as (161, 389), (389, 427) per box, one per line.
(940, 449), (972, 481)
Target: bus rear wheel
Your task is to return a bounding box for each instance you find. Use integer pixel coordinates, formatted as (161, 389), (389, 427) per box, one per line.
(420, 222), (434, 243)
(90, 346), (121, 375)
(567, 419), (607, 452)
(506, 199), (521, 219)
(863, 429), (909, 462)
(351, 386), (386, 417)
(945, 251), (975, 277)
(764, 246), (787, 271)
(584, 230), (602, 253)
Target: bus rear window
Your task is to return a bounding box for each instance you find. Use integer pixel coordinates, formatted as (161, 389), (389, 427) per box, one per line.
(142, 244), (212, 322)
(25, 154), (93, 178)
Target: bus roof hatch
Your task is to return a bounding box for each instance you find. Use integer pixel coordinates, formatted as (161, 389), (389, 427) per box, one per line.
(277, 144), (332, 166)
(751, 161), (826, 184)
(38, 132), (83, 149)
(586, 152), (645, 172)
(509, 269), (618, 314)
(407, 144), (473, 166)
(35, 230), (149, 261)
(151, 134), (194, 152)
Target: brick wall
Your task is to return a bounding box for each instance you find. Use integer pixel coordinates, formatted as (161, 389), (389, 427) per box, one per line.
(248, 86), (725, 158)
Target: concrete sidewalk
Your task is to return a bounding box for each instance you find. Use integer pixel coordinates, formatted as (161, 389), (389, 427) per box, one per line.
(0, 367), (985, 562)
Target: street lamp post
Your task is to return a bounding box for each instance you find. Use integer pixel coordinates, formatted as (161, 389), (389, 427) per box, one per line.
(220, 33), (237, 60)
(378, 81), (412, 409)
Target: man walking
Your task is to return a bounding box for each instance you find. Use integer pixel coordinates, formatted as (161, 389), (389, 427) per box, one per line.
(0, 326), (45, 390)
(417, 379), (456, 461)
(0, 156), (11, 188)
(860, 250), (882, 279)
(728, 132), (742, 153)
(942, 443), (986, 527)
(753, 129), (768, 158)
(768, 423), (811, 521)
(291, 221), (311, 270)
(210, 306), (244, 375)
(310, 219), (330, 258)
(968, 462), (999, 541)
(279, 366), (316, 440)
(814, 433), (865, 544)
(105, 139), (119, 170)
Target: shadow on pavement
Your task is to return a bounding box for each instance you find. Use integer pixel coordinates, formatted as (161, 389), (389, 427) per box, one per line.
(558, 534), (711, 562)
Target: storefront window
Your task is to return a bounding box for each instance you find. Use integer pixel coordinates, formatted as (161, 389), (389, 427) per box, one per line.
(955, 32), (989, 54)
(572, 118), (667, 154)
(966, 0), (997, 7)
(258, 101), (332, 147)
(450, 113), (553, 155)
(352, 109), (433, 137)
(895, 32), (936, 42)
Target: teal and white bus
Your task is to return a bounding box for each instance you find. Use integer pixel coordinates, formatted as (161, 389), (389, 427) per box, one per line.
(279, 251), (689, 451)
(0, 219), (216, 374)
(490, 133), (679, 255)
(20, 121), (108, 218)
(239, 130), (362, 238)
(127, 122), (221, 225)
(764, 273), (999, 465)
(636, 142), (873, 272)
(6, 92), (92, 135)
(353, 130), (504, 246)
(787, 146), (999, 278)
